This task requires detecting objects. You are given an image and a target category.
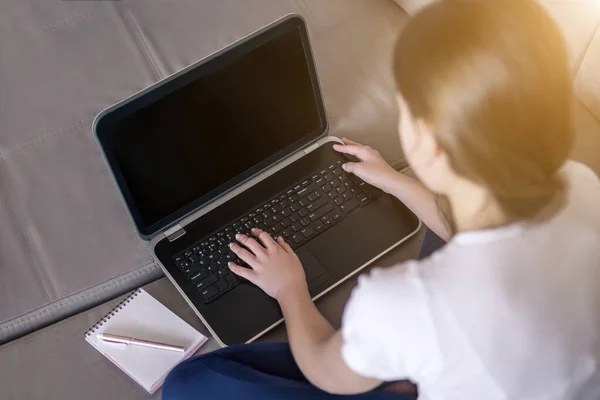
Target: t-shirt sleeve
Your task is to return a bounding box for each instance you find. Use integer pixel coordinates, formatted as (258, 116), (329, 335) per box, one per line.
(341, 261), (442, 381)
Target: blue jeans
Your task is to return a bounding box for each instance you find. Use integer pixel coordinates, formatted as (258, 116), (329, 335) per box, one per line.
(163, 229), (445, 399)
(419, 228), (446, 259)
(163, 342), (414, 399)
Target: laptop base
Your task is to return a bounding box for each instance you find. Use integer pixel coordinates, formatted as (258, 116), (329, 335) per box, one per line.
(154, 142), (420, 346)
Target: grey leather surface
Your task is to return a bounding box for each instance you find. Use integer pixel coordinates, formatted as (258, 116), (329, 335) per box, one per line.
(0, 0), (408, 343)
(0, 227), (425, 400)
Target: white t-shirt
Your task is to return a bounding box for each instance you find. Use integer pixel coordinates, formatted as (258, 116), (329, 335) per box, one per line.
(341, 161), (600, 400)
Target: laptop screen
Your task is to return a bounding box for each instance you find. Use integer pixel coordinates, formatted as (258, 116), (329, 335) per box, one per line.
(96, 17), (326, 237)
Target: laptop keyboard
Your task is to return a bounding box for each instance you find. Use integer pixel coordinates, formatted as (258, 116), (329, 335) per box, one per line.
(172, 160), (378, 304)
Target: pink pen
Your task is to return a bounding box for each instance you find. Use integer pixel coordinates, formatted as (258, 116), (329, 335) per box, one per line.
(97, 333), (185, 352)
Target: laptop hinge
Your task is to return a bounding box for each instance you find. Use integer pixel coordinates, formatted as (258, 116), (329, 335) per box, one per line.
(303, 142), (320, 154)
(164, 223), (186, 242)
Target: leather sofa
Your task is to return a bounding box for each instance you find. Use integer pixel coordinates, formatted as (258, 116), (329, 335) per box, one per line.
(1, 1), (597, 399)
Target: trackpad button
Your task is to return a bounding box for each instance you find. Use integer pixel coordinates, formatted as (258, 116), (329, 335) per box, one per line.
(297, 249), (327, 285)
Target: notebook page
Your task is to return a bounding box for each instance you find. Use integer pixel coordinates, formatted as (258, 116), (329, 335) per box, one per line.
(86, 290), (206, 392)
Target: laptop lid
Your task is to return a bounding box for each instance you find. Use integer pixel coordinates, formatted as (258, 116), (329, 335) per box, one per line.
(94, 15), (327, 239)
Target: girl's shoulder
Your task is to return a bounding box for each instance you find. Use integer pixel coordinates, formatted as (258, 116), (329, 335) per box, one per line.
(561, 160), (600, 186)
(561, 161), (600, 216)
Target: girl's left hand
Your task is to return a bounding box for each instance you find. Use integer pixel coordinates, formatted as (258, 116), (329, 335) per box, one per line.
(228, 228), (308, 301)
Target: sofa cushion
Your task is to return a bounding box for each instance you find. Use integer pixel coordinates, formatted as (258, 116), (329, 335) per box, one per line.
(0, 0), (161, 344)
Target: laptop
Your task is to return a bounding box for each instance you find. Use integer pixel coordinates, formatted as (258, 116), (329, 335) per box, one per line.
(94, 14), (420, 346)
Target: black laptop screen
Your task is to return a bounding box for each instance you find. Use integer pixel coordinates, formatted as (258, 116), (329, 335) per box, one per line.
(97, 17), (326, 237)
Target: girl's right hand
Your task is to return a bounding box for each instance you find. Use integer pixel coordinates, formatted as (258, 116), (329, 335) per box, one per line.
(333, 138), (400, 194)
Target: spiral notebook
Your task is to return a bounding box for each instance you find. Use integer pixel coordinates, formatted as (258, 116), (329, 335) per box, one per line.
(85, 289), (207, 394)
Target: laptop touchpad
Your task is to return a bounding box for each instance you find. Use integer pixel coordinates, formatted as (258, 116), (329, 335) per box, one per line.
(296, 249), (328, 286)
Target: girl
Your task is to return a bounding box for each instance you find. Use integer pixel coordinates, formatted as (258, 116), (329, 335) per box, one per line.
(164, 1), (600, 399)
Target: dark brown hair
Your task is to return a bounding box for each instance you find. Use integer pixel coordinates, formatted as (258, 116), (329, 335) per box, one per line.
(393, 0), (574, 226)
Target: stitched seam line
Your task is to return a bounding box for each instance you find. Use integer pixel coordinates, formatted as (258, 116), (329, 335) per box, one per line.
(43, 10), (94, 32)
(0, 264), (156, 332)
(573, 19), (600, 81)
(120, 8), (164, 80)
(572, 21), (600, 123)
(0, 264), (162, 346)
(575, 98), (600, 125)
(0, 261), (160, 332)
(0, 118), (93, 159)
(0, 158), (55, 300)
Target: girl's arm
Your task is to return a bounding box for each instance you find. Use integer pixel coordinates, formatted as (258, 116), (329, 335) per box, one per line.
(278, 288), (382, 394)
(227, 231), (382, 394)
(384, 174), (451, 241)
(334, 138), (451, 241)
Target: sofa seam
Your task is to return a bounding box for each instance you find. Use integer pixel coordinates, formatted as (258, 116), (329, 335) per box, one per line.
(43, 10), (94, 32)
(0, 261), (160, 332)
(0, 262), (157, 330)
(0, 118), (93, 158)
(118, 6), (165, 81)
(573, 20), (600, 123)
(0, 264), (163, 345)
(573, 19), (600, 84)
(575, 98), (600, 126)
